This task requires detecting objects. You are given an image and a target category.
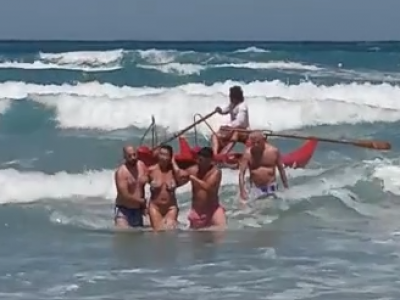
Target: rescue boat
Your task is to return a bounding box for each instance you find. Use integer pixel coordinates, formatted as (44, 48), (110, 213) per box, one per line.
(135, 116), (318, 169)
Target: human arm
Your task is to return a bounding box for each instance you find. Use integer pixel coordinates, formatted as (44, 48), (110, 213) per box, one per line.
(276, 150), (289, 189)
(171, 157), (194, 186)
(238, 151), (250, 200)
(114, 168), (146, 205)
(189, 168), (222, 191)
(215, 104), (231, 115)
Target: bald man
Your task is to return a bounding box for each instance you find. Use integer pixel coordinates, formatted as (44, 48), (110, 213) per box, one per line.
(238, 131), (289, 202)
(114, 146), (148, 228)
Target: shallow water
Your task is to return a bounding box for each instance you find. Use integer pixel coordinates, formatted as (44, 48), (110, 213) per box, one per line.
(1, 41), (400, 299)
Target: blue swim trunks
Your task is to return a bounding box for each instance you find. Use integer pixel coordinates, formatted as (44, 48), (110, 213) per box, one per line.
(250, 182), (278, 200)
(114, 205), (144, 227)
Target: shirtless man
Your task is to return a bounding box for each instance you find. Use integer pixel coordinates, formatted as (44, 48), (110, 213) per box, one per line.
(114, 145), (148, 228)
(238, 131), (289, 202)
(212, 85), (250, 156)
(176, 147), (226, 229)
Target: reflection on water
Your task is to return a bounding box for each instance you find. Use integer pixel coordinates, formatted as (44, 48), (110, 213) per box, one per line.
(111, 228), (279, 268)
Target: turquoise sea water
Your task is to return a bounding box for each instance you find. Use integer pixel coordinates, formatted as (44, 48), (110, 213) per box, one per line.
(1, 41), (400, 299)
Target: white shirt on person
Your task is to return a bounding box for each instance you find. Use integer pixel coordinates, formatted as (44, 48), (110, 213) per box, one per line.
(221, 102), (250, 128)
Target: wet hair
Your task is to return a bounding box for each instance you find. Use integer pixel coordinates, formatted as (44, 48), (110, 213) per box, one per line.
(159, 144), (173, 157)
(197, 147), (213, 159)
(229, 86), (244, 102)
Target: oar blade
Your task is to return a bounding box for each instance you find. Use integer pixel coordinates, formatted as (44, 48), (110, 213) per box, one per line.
(353, 140), (391, 150)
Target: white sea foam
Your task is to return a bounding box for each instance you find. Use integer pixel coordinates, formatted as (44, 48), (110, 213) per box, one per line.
(373, 164), (400, 196)
(0, 98), (11, 114)
(39, 50), (124, 66)
(138, 61), (321, 75)
(0, 167), (322, 204)
(0, 50), (125, 72)
(0, 61), (120, 72)
(234, 47), (269, 53)
(0, 80), (399, 132)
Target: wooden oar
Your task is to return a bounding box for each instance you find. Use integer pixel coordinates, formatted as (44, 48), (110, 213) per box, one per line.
(152, 110), (217, 150)
(220, 128), (391, 151)
(268, 132), (391, 150)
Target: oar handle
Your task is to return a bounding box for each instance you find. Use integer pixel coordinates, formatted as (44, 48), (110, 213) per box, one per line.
(268, 133), (391, 150)
(219, 128), (391, 151)
(152, 110), (217, 150)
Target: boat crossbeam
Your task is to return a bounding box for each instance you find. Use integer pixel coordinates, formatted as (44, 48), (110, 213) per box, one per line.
(193, 113), (217, 146)
(139, 115), (159, 148)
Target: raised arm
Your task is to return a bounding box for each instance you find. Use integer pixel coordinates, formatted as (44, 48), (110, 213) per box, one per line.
(114, 168), (146, 205)
(275, 150), (289, 189)
(171, 158), (194, 186)
(238, 150), (250, 200)
(190, 168), (222, 191)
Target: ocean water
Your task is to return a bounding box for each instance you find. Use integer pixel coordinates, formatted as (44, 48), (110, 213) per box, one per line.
(0, 41), (400, 299)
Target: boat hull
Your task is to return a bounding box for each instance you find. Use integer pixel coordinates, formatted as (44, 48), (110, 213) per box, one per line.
(137, 136), (317, 169)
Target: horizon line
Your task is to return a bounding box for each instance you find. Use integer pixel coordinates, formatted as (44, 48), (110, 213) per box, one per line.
(0, 39), (399, 43)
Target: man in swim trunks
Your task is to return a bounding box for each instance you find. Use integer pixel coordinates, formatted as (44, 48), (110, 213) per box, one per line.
(238, 131), (289, 203)
(114, 145), (148, 228)
(212, 85), (250, 156)
(178, 147), (226, 230)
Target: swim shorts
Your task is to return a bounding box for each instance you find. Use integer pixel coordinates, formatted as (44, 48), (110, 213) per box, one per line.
(114, 205), (144, 227)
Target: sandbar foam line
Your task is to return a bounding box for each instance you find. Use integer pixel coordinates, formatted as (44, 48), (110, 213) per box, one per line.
(0, 166), (326, 205)
(0, 157), (396, 206)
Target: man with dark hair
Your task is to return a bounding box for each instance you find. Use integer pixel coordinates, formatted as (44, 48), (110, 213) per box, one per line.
(212, 85), (250, 156)
(177, 146), (226, 229)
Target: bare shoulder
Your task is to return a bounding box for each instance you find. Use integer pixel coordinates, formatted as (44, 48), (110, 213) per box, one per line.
(243, 148), (252, 159)
(147, 164), (158, 175)
(115, 164), (127, 181)
(116, 164), (127, 174)
(272, 145), (280, 154)
(147, 164), (157, 171)
(137, 160), (148, 171)
(186, 165), (198, 175)
(214, 167), (222, 176)
(265, 144), (279, 153)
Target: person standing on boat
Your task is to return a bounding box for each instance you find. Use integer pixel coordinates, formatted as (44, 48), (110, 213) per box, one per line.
(114, 145), (148, 229)
(238, 131), (289, 202)
(212, 85), (250, 156)
(175, 147), (227, 230)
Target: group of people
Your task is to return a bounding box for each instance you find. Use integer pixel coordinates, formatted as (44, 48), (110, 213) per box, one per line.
(114, 85), (289, 231)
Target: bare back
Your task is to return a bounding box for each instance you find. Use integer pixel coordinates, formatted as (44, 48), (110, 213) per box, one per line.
(247, 145), (279, 187)
(115, 161), (147, 208)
